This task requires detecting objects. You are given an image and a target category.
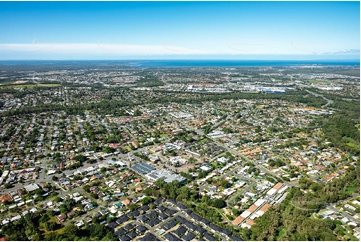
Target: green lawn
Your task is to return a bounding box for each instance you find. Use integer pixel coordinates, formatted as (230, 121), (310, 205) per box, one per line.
(198, 138), (208, 144)
(346, 185), (356, 194)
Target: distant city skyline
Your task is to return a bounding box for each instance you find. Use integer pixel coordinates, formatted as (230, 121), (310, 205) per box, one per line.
(0, 1), (359, 60)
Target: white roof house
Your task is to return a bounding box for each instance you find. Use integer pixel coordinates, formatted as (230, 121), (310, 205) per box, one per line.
(10, 215), (21, 222)
(24, 183), (39, 193)
(254, 198), (266, 207)
(240, 210), (252, 219)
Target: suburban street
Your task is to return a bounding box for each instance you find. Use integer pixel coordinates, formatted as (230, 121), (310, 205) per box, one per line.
(326, 204), (359, 224)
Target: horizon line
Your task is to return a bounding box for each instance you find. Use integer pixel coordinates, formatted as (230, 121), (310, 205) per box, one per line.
(0, 59), (359, 61)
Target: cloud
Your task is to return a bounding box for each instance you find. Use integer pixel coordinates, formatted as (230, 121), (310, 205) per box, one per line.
(0, 43), (358, 59)
(0, 43), (209, 55)
(322, 49), (360, 55)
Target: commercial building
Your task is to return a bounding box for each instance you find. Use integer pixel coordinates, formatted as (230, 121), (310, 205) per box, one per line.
(145, 169), (186, 183)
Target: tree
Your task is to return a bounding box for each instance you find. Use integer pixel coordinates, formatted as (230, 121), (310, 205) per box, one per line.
(45, 221), (59, 231)
(201, 195), (212, 206)
(44, 231), (58, 241)
(232, 208), (240, 216)
(188, 157), (196, 164)
(128, 204), (138, 211)
(141, 196), (153, 205)
(177, 186), (191, 201)
(101, 232), (116, 241)
(83, 184), (91, 192)
(213, 198), (226, 208)
(62, 224), (78, 240)
(154, 178), (166, 188)
(220, 179), (230, 188)
(31, 232), (43, 241)
(102, 146), (115, 154)
(90, 224), (106, 239)
(59, 204), (69, 214)
(134, 109), (142, 116)
(46, 209), (56, 216)
(4, 183), (12, 189)
(74, 155), (87, 163)
(39, 213), (50, 223)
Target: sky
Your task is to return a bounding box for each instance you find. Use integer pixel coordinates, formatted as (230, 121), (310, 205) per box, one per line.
(0, 1), (359, 60)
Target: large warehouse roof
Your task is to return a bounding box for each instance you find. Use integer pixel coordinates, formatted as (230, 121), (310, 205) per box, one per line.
(145, 169), (186, 183)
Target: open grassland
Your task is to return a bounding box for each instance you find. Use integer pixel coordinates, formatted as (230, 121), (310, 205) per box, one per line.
(0, 83), (61, 89)
(307, 79), (329, 84)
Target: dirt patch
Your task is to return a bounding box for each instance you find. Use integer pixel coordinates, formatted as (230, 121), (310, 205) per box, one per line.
(13, 80), (28, 84)
(175, 164), (197, 173)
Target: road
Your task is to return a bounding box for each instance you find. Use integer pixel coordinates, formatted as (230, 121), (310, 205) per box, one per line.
(211, 138), (296, 188)
(39, 158), (47, 181)
(166, 110), (296, 189)
(227, 180), (256, 205)
(326, 204), (359, 224)
(210, 114), (232, 130)
(317, 159), (350, 179)
(305, 89), (333, 108)
(137, 211), (185, 240)
(198, 163), (246, 192)
(0, 143), (151, 196)
(296, 83), (335, 109)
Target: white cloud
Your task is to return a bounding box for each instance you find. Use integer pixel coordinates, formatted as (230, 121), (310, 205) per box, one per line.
(0, 43), (358, 59)
(323, 49), (360, 55)
(0, 43), (209, 55)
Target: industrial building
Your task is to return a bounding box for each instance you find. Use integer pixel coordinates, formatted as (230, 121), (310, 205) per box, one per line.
(145, 169), (186, 184)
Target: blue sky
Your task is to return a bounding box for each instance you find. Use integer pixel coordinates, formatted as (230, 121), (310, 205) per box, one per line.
(0, 1), (359, 60)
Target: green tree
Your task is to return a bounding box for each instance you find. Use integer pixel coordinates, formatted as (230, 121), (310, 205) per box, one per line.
(62, 224), (78, 240)
(134, 109), (142, 116)
(45, 221), (59, 231)
(213, 198), (226, 208)
(220, 179), (230, 188)
(90, 224), (106, 239)
(141, 196), (153, 205)
(74, 155), (87, 163)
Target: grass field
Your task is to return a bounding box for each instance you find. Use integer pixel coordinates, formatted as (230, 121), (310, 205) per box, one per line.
(39, 216), (62, 234)
(333, 69), (360, 77)
(346, 185), (356, 194)
(0, 83), (61, 89)
(308, 79), (329, 84)
(198, 138), (208, 144)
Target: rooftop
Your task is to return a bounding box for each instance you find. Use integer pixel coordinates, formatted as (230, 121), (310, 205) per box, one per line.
(24, 183), (39, 192)
(232, 216), (245, 226)
(145, 169), (186, 183)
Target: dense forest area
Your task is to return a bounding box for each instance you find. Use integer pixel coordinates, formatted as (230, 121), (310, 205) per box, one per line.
(136, 75), (165, 87)
(323, 113), (360, 155)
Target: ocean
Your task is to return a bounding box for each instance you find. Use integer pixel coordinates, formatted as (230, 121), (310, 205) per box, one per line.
(0, 60), (359, 69)
(124, 60), (360, 68)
